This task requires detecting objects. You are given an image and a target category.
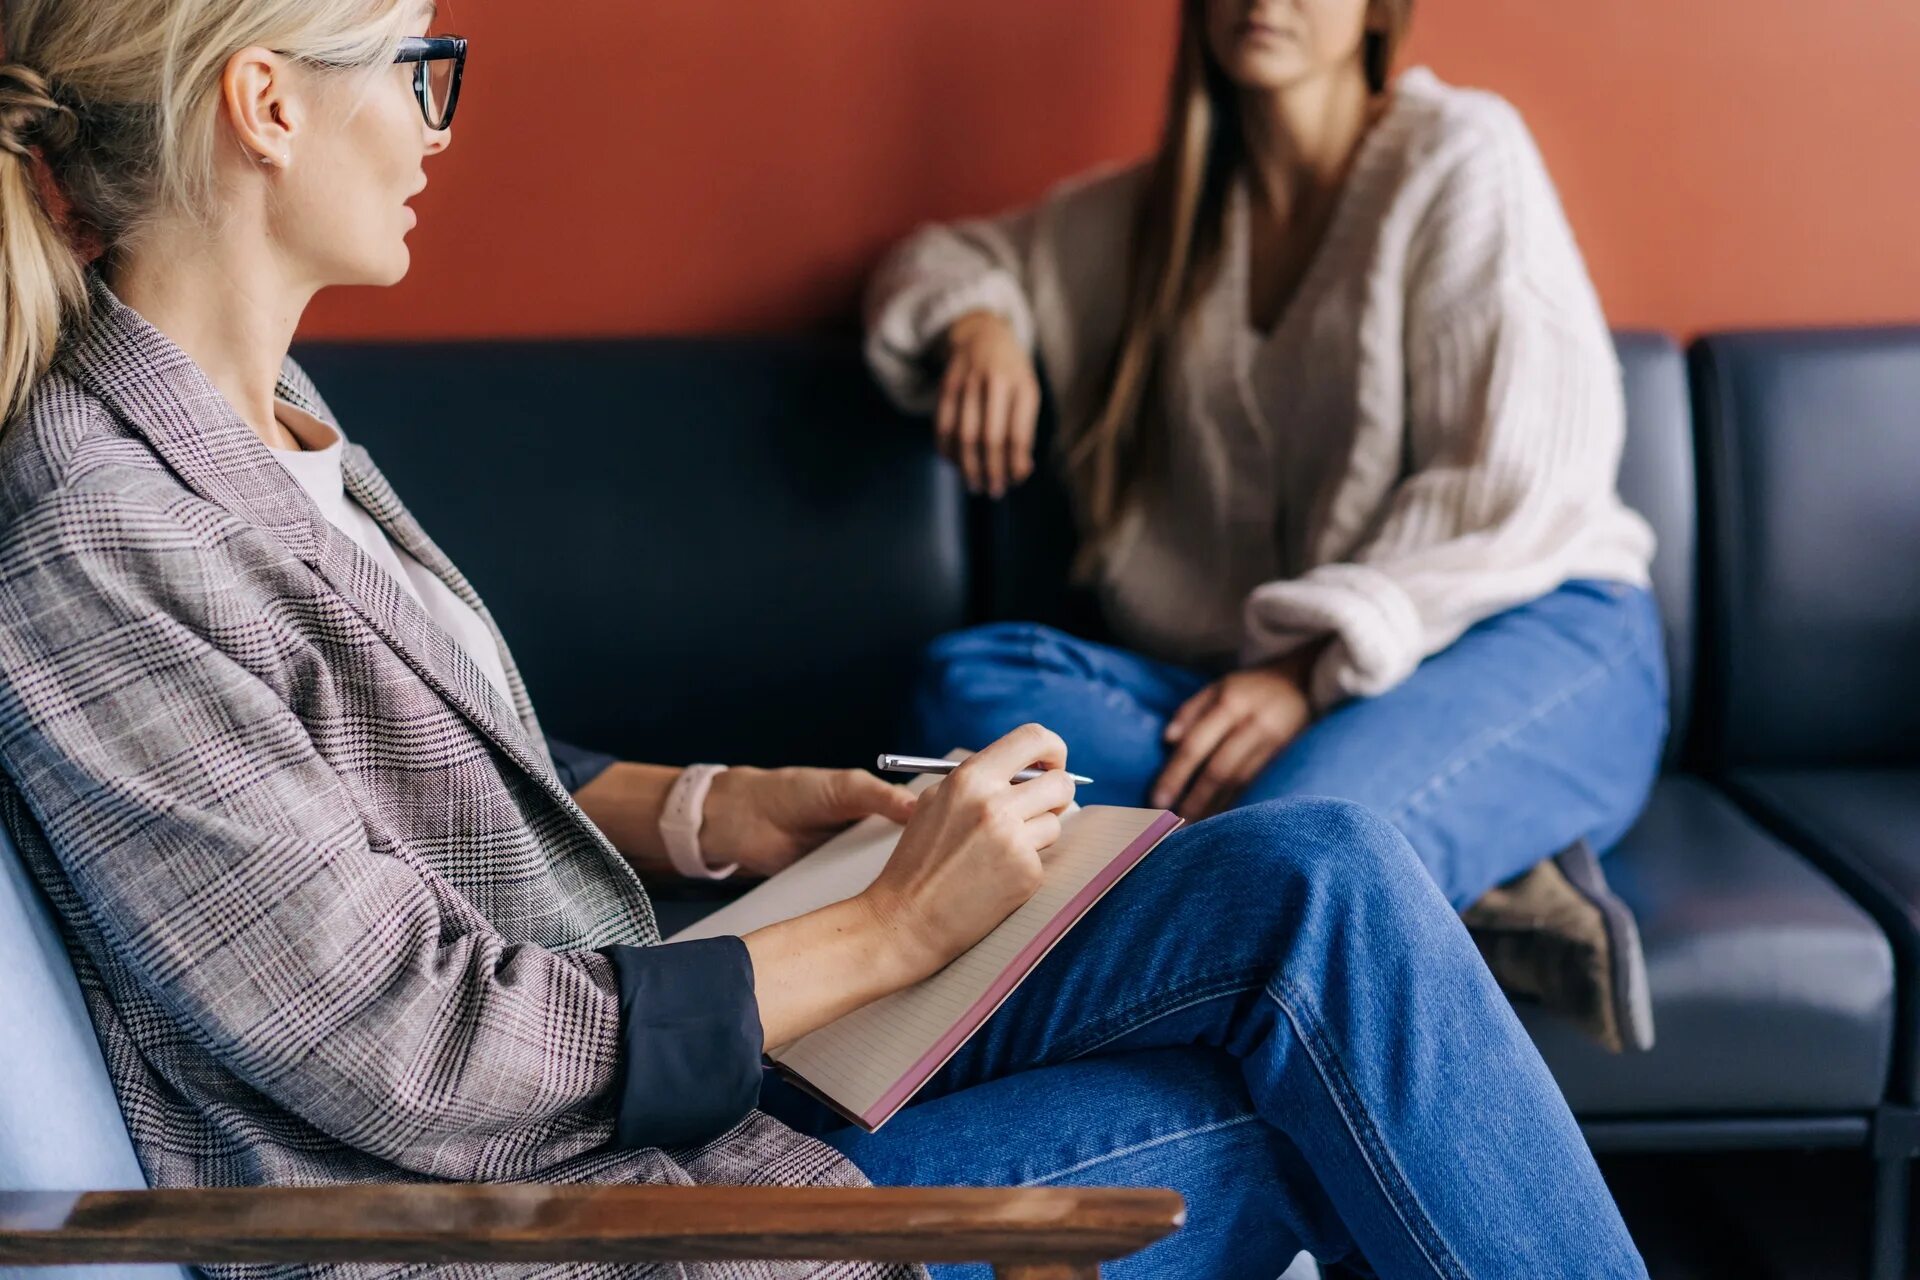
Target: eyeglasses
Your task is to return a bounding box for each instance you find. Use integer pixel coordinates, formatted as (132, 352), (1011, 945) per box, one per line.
(394, 35), (466, 131)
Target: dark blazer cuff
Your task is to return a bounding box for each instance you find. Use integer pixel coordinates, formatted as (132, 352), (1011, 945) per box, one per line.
(605, 938), (764, 1148)
(549, 737), (618, 793)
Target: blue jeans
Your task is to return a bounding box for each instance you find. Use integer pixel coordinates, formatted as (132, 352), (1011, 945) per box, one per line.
(763, 799), (1647, 1277)
(905, 581), (1669, 909)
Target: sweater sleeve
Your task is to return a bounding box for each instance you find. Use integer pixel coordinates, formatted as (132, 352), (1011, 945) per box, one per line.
(863, 204), (1043, 414)
(864, 163), (1147, 417)
(1242, 109), (1652, 708)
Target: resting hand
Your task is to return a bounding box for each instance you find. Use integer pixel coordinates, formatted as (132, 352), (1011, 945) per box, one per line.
(938, 310), (1041, 498)
(1150, 654), (1318, 821)
(860, 724), (1076, 982)
(702, 766), (918, 878)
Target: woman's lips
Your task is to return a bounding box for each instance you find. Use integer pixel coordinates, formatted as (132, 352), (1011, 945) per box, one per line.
(1237, 18), (1295, 41)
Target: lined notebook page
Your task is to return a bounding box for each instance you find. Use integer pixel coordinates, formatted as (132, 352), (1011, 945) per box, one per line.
(772, 805), (1172, 1128)
(668, 772), (952, 945)
(666, 812), (905, 945)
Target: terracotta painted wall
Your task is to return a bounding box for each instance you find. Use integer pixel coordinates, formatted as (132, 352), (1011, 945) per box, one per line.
(305, 0), (1920, 340)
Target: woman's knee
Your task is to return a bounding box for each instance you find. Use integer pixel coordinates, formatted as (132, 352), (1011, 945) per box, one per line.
(1172, 797), (1428, 914)
(909, 623), (1070, 749)
(913, 622), (1097, 714)
(1204, 795), (1406, 860)
(919, 623), (1071, 688)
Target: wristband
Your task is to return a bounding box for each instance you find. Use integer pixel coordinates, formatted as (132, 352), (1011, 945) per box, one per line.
(658, 764), (737, 881)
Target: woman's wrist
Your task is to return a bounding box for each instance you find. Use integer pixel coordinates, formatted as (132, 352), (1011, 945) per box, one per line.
(945, 308), (1011, 351)
(571, 761), (682, 876)
(744, 893), (928, 1050)
(851, 884), (947, 986)
(657, 764), (737, 880)
(689, 765), (764, 868)
(1269, 635), (1332, 688)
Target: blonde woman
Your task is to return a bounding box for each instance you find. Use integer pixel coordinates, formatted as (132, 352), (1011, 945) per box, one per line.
(869, 0), (1667, 1009)
(0, 1), (1645, 1275)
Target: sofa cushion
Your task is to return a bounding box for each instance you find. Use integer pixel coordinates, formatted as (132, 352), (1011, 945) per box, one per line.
(0, 812), (188, 1280)
(1519, 777), (1894, 1114)
(1691, 329), (1920, 769)
(292, 337), (970, 769)
(1724, 769), (1920, 1102)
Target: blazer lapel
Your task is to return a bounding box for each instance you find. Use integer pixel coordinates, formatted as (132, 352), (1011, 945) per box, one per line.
(58, 271), (571, 814)
(59, 274), (327, 561)
(299, 510), (571, 809)
(338, 445), (543, 732)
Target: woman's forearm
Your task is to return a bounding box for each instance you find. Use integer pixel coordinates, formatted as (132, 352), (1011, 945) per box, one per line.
(743, 734), (1069, 1052)
(571, 761), (680, 875)
(575, 763), (931, 1049)
(744, 894), (923, 1051)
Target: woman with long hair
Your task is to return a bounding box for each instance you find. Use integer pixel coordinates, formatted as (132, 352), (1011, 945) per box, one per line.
(868, 0), (1667, 1044)
(0, 0), (1645, 1274)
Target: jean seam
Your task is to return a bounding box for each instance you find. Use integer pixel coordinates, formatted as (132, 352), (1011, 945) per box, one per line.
(1061, 968), (1470, 1279)
(1018, 1112), (1265, 1187)
(1268, 971), (1469, 1280)
(1386, 621), (1653, 829)
(1049, 968), (1269, 1061)
(1026, 627), (1052, 675)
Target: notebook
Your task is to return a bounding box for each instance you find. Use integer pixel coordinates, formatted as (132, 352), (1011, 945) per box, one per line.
(668, 775), (1182, 1131)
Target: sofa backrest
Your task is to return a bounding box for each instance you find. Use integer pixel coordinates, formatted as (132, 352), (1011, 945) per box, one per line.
(295, 332), (1705, 769)
(293, 336), (970, 769)
(1692, 329), (1920, 769)
(0, 813), (188, 1280)
(1613, 333), (1698, 767)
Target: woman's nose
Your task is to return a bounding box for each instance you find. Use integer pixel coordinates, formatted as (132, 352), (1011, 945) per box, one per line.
(424, 124), (452, 156)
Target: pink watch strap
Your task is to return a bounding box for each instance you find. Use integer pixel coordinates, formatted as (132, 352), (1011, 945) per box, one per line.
(659, 764), (737, 881)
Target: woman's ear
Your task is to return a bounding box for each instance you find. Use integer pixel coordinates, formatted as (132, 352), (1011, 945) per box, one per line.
(220, 46), (296, 169)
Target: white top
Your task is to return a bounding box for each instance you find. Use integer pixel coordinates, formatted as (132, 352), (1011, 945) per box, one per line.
(865, 67), (1655, 708)
(268, 399), (516, 708)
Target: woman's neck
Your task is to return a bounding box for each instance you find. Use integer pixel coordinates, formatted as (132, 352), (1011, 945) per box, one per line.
(105, 233), (315, 451)
(1239, 66), (1379, 215)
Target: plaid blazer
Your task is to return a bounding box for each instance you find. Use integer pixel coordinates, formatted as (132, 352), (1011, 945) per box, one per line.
(0, 273), (916, 1280)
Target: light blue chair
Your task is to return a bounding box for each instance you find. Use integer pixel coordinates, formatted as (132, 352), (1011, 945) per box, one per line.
(0, 817), (194, 1280)
(0, 817), (1173, 1277)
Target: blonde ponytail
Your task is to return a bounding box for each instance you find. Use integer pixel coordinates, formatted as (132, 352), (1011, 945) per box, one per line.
(0, 64), (84, 430)
(0, 0), (420, 436)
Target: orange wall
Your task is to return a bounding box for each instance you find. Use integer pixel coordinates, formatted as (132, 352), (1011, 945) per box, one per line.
(305, 0), (1920, 341)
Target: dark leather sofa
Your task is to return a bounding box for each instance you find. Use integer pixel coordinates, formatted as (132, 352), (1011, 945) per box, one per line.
(10, 326), (1904, 1276)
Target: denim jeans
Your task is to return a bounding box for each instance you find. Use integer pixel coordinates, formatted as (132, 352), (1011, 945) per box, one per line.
(905, 581), (1669, 909)
(763, 799), (1647, 1277)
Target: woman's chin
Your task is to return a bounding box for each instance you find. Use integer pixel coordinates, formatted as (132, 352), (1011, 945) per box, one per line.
(320, 248), (412, 290)
(370, 246), (412, 288)
(1221, 51), (1317, 92)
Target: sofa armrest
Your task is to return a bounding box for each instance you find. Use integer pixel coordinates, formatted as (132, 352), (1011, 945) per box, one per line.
(0, 1185), (1184, 1279)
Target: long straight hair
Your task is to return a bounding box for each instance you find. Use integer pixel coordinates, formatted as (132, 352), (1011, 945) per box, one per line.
(1065, 0), (1414, 570)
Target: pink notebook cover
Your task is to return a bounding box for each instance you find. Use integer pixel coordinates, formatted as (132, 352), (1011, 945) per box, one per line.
(783, 808), (1184, 1132)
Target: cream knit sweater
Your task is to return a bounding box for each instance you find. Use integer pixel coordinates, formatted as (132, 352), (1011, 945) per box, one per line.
(865, 67), (1655, 709)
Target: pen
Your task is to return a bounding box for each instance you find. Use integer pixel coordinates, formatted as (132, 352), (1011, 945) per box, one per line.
(876, 753), (1094, 787)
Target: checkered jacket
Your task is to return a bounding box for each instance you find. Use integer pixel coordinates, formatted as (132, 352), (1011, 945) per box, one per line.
(0, 272), (916, 1280)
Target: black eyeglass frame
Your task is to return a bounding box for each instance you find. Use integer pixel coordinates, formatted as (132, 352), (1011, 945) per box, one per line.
(393, 35), (466, 131)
